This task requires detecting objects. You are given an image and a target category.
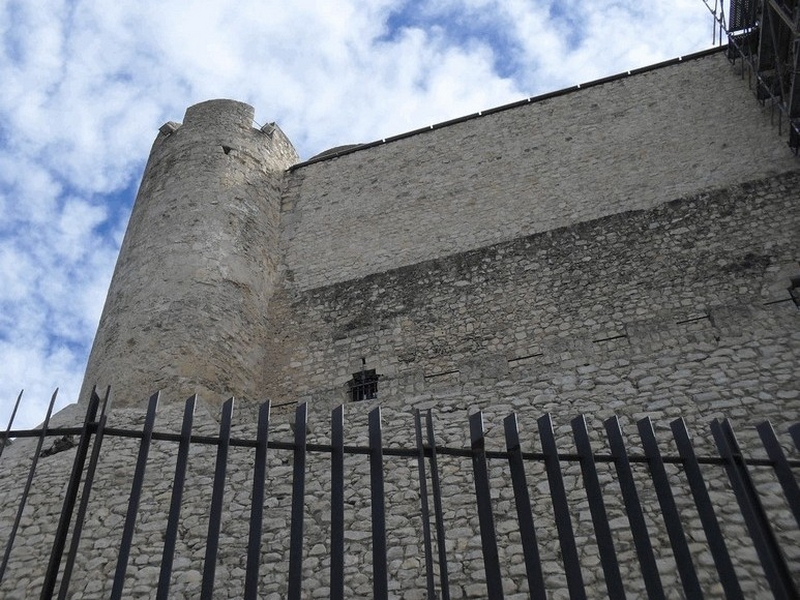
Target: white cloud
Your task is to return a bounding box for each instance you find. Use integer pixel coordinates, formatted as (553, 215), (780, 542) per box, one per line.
(0, 0), (716, 428)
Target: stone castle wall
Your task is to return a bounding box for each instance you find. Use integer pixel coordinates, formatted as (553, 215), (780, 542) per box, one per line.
(270, 171), (800, 446)
(1, 47), (798, 599)
(280, 50), (798, 291)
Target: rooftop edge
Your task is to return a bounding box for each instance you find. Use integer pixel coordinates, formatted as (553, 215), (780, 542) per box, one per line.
(289, 45), (725, 171)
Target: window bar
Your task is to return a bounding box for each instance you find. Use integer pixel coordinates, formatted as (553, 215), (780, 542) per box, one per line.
(369, 407), (388, 600)
(426, 409), (451, 600)
(470, 411), (504, 599)
(670, 418), (742, 600)
(571, 415), (624, 599)
(604, 416), (664, 600)
(244, 400), (271, 600)
(538, 413), (586, 600)
(0, 389), (23, 462)
(40, 389), (101, 600)
(0, 389), (59, 586)
(756, 421), (800, 529)
(330, 404), (345, 600)
(57, 386), (114, 600)
(288, 402), (308, 600)
(711, 418), (799, 599)
(637, 417), (702, 599)
(111, 392), (160, 600)
(504, 413), (547, 600)
(201, 397), (234, 600)
(156, 394), (197, 600)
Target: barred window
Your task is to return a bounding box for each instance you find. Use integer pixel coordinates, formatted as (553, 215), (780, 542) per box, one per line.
(349, 366), (379, 401)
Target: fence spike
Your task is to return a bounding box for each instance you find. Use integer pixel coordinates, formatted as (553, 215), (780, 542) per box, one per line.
(572, 415), (625, 599)
(414, 409), (436, 599)
(539, 413), (585, 600)
(40, 388), (100, 600)
(426, 409), (451, 600)
(0, 388), (59, 586)
(57, 386), (114, 600)
(369, 406), (388, 600)
(471, 411), (504, 599)
(201, 397), (234, 600)
(637, 417), (702, 599)
(505, 413), (547, 599)
(288, 402), (308, 600)
(330, 404), (345, 600)
(670, 417), (742, 599)
(604, 416), (664, 600)
(789, 423), (800, 453)
(757, 421), (800, 529)
(244, 400), (271, 600)
(711, 419), (799, 599)
(156, 394), (197, 600)
(0, 390), (24, 462)
(111, 391), (160, 600)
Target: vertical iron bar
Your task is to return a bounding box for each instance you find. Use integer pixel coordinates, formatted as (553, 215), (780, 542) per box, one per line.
(504, 413), (546, 600)
(40, 389), (101, 600)
(111, 392), (160, 600)
(571, 415), (625, 600)
(0, 389), (23, 462)
(330, 405), (344, 600)
(287, 403), (308, 600)
(200, 397), (234, 600)
(470, 411), (504, 599)
(0, 388), (59, 586)
(426, 410), (451, 600)
(244, 400), (270, 600)
(538, 413), (585, 600)
(670, 418), (742, 600)
(756, 421), (800, 529)
(57, 387), (114, 600)
(369, 407), (388, 600)
(791, 423), (800, 453)
(604, 416), (665, 600)
(711, 419), (798, 599)
(414, 409), (436, 599)
(156, 394), (196, 600)
(637, 417), (702, 599)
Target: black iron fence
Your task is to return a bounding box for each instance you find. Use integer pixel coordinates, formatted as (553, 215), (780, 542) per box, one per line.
(0, 388), (799, 599)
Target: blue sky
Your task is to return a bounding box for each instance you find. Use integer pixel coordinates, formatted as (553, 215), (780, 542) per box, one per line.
(0, 0), (718, 428)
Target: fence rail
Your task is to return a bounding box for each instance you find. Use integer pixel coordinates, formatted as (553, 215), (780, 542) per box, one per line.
(0, 388), (799, 599)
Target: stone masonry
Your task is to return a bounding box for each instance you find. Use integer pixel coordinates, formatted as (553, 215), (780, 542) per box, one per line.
(0, 47), (798, 598)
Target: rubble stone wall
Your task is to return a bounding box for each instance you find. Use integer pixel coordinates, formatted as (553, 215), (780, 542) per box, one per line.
(281, 50), (799, 291)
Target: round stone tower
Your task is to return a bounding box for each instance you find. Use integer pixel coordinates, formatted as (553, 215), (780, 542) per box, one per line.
(80, 99), (299, 408)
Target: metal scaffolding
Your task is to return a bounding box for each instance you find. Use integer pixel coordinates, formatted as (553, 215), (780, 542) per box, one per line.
(703, 0), (800, 153)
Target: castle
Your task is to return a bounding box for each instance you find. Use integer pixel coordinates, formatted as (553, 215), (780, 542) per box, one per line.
(0, 39), (799, 598)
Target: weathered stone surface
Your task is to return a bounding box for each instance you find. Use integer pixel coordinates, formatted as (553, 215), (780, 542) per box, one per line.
(2, 49), (798, 599)
(80, 99), (299, 409)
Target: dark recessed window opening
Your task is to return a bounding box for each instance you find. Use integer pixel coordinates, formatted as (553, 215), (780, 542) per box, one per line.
(349, 364), (379, 401)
